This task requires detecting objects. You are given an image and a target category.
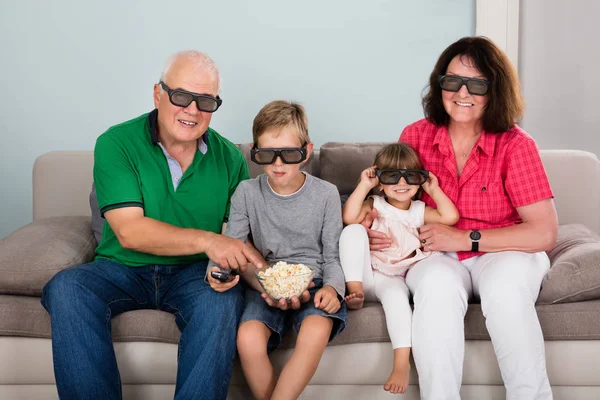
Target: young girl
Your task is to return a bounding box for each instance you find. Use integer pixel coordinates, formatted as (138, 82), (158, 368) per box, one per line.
(339, 142), (459, 394)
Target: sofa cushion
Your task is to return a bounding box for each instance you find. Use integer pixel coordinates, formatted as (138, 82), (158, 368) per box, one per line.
(5, 293), (600, 343)
(0, 216), (96, 296)
(319, 142), (390, 195)
(538, 224), (600, 304)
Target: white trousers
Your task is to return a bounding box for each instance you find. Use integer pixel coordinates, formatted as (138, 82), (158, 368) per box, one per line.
(406, 246), (552, 400)
(339, 224), (412, 348)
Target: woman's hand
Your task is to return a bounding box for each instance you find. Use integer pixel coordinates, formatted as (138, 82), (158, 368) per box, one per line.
(361, 208), (393, 251)
(421, 171), (440, 195)
(418, 223), (470, 252)
(359, 165), (380, 190)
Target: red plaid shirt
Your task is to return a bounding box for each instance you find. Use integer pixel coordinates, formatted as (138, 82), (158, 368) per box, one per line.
(400, 119), (553, 260)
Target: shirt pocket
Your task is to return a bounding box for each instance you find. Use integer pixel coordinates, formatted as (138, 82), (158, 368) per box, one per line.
(458, 180), (516, 224)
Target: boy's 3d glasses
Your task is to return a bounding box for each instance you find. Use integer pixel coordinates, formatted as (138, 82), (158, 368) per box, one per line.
(250, 146), (307, 165)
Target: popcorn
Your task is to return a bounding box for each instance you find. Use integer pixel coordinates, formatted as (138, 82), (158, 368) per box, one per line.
(256, 261), (314, 300)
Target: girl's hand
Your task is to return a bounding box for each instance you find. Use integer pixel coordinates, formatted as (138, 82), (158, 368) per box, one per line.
(359, 165), (380, 189)
(207, 266), (240, 292)
(421, 171), (439, 195)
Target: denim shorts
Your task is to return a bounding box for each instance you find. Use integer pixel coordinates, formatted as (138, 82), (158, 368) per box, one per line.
(240, 279), (347, 352)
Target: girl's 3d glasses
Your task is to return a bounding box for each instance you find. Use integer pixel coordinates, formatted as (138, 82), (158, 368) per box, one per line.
(376, 169), (429, 185)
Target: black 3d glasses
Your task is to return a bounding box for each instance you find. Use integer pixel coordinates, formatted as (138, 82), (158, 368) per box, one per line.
(376, 169), (429, 185)
(250, 146), (307, 165)
(159, 81), (222, 113)
(438, 75), (489, 96)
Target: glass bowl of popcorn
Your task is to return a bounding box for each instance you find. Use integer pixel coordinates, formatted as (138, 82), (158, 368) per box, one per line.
(255, 261), (315, 301)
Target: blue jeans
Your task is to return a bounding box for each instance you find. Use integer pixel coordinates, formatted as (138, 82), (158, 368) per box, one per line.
(41, 258), (243, 400)
(240, 279), (347, 352)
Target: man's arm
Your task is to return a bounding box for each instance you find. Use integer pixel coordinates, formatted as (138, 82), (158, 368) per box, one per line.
(104, 207), (262, 269)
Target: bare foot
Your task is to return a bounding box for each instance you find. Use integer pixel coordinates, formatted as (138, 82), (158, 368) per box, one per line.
(344, 292), (364, 310)
(383, 363), (410, 394)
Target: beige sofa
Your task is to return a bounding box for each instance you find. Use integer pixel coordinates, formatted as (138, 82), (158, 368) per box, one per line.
(2, 143), (600, 400)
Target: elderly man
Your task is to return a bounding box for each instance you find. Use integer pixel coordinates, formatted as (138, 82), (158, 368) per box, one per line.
(41, 50), (262, 400)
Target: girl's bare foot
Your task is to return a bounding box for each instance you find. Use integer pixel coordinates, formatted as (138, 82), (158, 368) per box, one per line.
(383, 362), (410, 394)
(344, 292), (364, 310)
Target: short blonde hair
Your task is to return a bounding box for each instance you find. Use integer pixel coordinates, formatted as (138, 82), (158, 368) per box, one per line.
(252, 101), (310, 145)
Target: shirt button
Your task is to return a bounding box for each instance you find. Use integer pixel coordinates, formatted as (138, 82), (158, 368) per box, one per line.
(481, 187), (486, 192)
(175, 177), (180, 181)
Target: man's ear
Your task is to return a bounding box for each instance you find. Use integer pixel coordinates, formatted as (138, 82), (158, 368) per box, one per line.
(153, 84), (161, 109)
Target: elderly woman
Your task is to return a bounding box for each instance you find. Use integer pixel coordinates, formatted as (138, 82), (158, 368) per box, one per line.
(367, 37), (558, 399)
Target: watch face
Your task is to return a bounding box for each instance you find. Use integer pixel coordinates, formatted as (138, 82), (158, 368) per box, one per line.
(470, 230), (481, 240)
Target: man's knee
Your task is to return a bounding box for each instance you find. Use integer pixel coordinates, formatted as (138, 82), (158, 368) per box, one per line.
(42, 265), (90, 311)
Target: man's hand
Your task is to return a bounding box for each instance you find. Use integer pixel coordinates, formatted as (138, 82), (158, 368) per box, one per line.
(204, 233), (264, 272)
(361, 208), (393, 251)
(418, 223), (470, 252)
(314, 285), (341, 314)
(207, 266), (240, 292)
(261, 281), (315, 310)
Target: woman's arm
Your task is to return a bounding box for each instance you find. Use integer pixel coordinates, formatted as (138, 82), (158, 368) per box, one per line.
(422, 172), (459, 226)
(419, 198), (558, 253)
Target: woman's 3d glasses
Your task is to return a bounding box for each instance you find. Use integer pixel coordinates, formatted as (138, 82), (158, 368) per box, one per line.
(159, 81), (222, 113)
(438, 75), (489, 96)
(250, 146), (307, 165)
(376, 169), (429, 185)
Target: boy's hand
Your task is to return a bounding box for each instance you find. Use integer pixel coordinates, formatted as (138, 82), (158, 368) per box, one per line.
(314, 285), (341, 314)
(421, 171), (439, 195)
(261, 281), (315, 310)
(207, 266), (240, 292)
(359, 165), (380, 190)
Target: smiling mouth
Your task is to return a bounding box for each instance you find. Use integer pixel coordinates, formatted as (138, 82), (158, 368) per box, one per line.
(178, 119), (197, 126)
(455, 101), (474, 107)
(394, 189), (410, 193)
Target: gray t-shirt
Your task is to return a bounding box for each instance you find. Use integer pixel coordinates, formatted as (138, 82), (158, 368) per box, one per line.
(222, 173), (345, 297)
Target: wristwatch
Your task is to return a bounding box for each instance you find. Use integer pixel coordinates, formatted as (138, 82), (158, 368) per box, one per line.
(470, 230), (481, 252)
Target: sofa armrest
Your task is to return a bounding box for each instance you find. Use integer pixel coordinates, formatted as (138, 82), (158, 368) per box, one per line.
(0, 216), (96, 296)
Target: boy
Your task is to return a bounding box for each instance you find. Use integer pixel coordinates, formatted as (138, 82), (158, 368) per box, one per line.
(207, 100), (347, 400)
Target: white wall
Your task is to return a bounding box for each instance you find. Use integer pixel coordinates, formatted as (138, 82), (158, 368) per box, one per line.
(0, 1), (475, 238)
(519, 1), (600, 154)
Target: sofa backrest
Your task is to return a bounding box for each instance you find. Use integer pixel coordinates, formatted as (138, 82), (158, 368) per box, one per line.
(32, 144), (600, 234)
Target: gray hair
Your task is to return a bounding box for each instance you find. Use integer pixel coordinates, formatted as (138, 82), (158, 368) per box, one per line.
(159, 50), (221, 93)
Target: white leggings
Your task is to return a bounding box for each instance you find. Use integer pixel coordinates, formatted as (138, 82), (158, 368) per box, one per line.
(339, 224), (412, 349)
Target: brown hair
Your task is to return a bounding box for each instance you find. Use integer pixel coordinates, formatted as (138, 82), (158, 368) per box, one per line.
(422, 36), (524, 133)
(252, 100), (309, 145)
(374, 142), (423, 170)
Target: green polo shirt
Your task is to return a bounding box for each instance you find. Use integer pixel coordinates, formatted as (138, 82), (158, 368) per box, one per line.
(93, 110), (249, 267)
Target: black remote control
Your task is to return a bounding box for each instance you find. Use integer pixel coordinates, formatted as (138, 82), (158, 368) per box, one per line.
(210, 268), (238, 282)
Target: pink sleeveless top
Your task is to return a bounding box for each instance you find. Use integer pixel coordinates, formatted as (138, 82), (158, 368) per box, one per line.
(370, 196), (434, 277)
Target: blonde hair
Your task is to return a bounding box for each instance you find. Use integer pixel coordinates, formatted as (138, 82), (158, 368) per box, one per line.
(252, 101), (310, 145)
(374, 143), (423, 170)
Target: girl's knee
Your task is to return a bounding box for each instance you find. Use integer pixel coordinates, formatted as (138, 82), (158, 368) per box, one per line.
(340, 224), (368, 243)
